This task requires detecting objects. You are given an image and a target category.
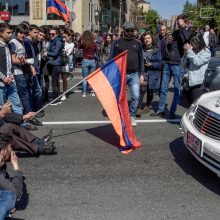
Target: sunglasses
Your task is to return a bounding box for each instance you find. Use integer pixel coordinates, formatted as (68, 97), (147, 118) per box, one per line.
(49, 33), (55, 36)
(125, 29), (134, 33)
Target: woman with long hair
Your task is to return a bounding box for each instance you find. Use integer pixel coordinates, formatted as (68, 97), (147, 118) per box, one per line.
(100, 34), (113, 65)
(78, 30), (97, 97)
(181, 32), (211, 104)
(60, 30), (75, 101)
(136, 32), (162, 117)
(45, 26), (64, 105)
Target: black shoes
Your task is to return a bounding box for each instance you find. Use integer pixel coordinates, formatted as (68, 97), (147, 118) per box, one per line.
(29, 118), (43, 126)
(35, 111), (45, 118)
(169, 113), (176, 119)
(23, 123), (38, 131)
(150, 111), (165, 117)
(43, 129), (53, 145)
(41, 142), (56, 155)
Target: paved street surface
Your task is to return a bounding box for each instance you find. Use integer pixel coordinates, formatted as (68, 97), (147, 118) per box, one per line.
(12, 69), (220, 220)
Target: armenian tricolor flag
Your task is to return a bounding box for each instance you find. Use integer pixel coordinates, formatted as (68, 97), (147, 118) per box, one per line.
(47, 0), (70, 23)
(87, 51), (142, 154)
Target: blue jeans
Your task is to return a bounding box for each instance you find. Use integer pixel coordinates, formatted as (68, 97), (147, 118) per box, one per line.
(126, 72), (140, 117)
(31, 75), (43, 111)
(82, 59), (96, 93)
(158, 63), (183, 114)
(0, 190), (16, 220)
(0, 81), (22, 114)
(15, 74), (32, 114)
(68, 54), (74, 72)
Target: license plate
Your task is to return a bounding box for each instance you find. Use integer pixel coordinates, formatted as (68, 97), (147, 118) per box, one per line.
(187, 132), (202, 156)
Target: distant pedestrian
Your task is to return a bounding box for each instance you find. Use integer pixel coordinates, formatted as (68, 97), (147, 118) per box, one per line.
(78, 30), (97, 97)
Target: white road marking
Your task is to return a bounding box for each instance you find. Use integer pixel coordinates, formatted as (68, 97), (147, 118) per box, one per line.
(42, 119), (181, 125)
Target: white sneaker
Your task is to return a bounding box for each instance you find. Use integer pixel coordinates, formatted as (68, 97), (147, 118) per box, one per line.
(130, 116), (137, 127)
(50, 100), (62, 106)
(90, 91), (95, 96)
(82, 93), (87, 98)
(61, 95), (66, 101)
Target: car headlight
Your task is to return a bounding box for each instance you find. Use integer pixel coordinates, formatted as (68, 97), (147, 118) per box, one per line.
(185, 98), (199, 118)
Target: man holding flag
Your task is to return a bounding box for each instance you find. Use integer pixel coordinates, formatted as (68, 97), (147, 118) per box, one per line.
(108, 21), (145, 127)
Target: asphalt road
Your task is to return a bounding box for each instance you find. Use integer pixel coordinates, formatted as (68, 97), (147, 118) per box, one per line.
(11, 71), (220, 220)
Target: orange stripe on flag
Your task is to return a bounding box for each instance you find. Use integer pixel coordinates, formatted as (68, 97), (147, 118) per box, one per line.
(87, 69), (127, 147)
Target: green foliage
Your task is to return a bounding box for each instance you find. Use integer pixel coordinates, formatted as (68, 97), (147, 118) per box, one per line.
(144, 9), (161, 33)
(182, 0), (219, 31)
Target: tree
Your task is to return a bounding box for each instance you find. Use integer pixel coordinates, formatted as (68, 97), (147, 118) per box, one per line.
(144, 9), (161, 33)
(182, 0), (217, 30)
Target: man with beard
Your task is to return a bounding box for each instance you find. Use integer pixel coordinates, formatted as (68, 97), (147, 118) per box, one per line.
(109, 21), (144, 127)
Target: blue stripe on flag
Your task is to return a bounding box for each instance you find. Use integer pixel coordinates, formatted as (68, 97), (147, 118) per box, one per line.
(101, 60), (121, 103)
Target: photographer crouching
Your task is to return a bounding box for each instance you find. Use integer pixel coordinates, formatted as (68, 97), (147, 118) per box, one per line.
(0, 134), (23, 219)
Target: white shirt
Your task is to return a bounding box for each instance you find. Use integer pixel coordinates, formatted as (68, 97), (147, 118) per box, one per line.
(203, 31), (209, 47)
(64, 42), (74, 56)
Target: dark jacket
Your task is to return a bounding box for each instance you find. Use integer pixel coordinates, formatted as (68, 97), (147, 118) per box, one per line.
(154, 34), (168, 61)
(173, 28), (193, 57)
(0, 113), (23, 127)
(143, 47), (162, 90)
(209, 33), (217, 48)
(47, 36), (64, 66)
(165, 41), (181, 65)
(0, 164), (23, 199)
(24, 38), (40, 74)
(109, 37), (144, 76)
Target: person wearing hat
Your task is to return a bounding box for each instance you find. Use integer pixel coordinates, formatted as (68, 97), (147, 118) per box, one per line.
(109, 21), (144, 127)
(0, 134), (22, 219)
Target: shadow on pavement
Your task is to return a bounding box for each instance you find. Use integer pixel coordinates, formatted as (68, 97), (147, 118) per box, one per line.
(169, 137), (220, 195)
(86, 124), (120, 148)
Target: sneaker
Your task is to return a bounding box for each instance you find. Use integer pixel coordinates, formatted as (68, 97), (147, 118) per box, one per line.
(130, 116), (137, 127)
(82, 92), (87, 98)
(90, 91), (95, 96)
(50, 99), (62, 105)
(61, 95), (67, 101)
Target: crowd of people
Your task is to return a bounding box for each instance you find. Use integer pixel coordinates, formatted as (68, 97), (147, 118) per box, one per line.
(0, 13), (218, 218)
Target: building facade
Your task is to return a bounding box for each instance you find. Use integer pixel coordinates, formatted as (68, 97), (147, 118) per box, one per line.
(0, 0), (131, 33)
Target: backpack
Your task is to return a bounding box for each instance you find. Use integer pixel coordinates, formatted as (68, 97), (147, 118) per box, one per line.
(61, 49), (68, 65)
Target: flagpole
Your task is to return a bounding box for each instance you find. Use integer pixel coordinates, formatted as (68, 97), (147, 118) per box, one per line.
(35, 78), (86, 115)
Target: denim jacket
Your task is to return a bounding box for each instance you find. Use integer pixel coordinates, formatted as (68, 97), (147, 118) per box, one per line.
(181, 48), (211, 87)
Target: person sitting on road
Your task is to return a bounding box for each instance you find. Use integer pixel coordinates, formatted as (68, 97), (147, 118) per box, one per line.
(0, 134), (23, 219)
(0, 102), (56, 155)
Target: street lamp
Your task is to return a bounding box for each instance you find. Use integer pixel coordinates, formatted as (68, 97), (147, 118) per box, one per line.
(89, 0), (93, 31)
(119, 0), (122, 33)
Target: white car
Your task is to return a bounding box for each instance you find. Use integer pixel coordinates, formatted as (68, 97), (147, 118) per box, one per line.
(180, 90), (220, 177)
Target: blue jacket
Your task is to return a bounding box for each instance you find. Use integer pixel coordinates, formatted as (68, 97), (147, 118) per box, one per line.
(143, 47), (162, 90)
(47, 36), (64, 66)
